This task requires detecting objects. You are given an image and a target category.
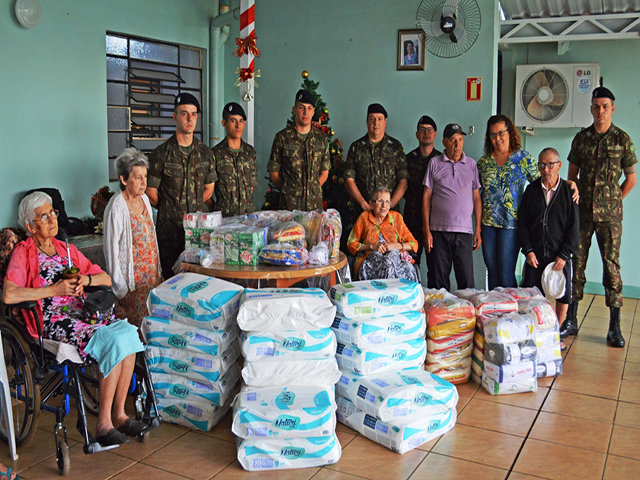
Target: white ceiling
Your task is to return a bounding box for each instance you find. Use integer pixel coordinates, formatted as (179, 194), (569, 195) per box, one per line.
(500, 0), (640, 20)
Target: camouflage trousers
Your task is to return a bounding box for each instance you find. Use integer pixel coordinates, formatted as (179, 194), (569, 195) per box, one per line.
(573, 220), (623, 308)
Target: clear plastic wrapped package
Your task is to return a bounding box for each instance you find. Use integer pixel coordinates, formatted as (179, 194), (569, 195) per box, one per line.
(258, 242), (309, 266)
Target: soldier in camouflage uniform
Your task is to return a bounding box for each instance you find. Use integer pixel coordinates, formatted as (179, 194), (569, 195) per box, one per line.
(344, 103), (409, 221)
(403, 115), (441, 266)
(146, 93), (216, 277)
(267, 89), (330, 211)
(212, 102), (257, 216)
(561, 87), (637, 348)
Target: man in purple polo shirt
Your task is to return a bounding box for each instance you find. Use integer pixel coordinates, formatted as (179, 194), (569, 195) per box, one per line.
(422, 123), (482, 290)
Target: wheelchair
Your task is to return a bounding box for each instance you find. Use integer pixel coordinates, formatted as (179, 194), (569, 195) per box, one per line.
(0, 297), (162, 475)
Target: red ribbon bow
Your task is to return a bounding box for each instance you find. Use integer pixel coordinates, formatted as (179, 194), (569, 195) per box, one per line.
(233, 32), (261, 58)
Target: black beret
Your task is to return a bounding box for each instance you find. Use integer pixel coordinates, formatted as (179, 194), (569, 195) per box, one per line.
(223, 102), (246, 120)
(367, 103), (388, 118)
(443, 123), (467, 138)
(417, 115), (437, 131)
(295, 89), (316, 107)
(592, 86), (615, 101)
(174, 92), (200, 112)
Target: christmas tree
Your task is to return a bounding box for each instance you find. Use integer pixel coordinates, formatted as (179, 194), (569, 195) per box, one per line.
(262, 72), (356, 247)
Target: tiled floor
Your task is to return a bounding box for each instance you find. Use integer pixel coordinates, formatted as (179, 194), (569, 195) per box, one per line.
(4, 293), (640, 479)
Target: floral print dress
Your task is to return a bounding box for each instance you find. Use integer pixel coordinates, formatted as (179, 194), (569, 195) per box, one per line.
(359, 233), (418, 283)
(39, 253), (115, 358)
(114, 207), (162, 328)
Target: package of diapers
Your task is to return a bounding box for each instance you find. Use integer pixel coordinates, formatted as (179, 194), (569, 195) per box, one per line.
(237, 288), (336, 331)
(157, 396), (231, 431)
(141, 316), (238, 356)
(340, 369), (458, 421)
(518, 299), (558, 330)
(147, 273), (243, 329)
(331, 310), (426, 348)
(483, 360), (536, 383)
(472, 291), (518, 316)
(336, 396), (456, 454)
(236, 434), (342, 471)
(241, 328), (336, 362)
(424, 297), (475, 327)
(483, 314), (535, 345)
(151, 363), (241, 407)
(329, 279), (424, 318)
(145, 342), (240, 382)
(242, 358), (341, 388)
(232, 385), (336, 439)
(484, 339), (537, 366)
(336, 339), (426, 375)
(427, 318), (476, 339)
(482, 372), (537, 395)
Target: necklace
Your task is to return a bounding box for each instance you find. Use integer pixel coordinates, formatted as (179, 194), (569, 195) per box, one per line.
(36, 243), (55, 256)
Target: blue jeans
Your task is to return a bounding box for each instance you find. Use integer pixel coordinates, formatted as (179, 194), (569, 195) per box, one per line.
(481, 225), (520, 290)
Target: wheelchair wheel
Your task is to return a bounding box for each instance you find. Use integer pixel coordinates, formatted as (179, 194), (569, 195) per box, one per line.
(56, 439), (70, 475)
(0, 322), (41, 446)
(78, 362), (100, 416)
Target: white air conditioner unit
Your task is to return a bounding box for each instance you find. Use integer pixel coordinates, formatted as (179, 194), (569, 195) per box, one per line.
(514, 63), (600, 128)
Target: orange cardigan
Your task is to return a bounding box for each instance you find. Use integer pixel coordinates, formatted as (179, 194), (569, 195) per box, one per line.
(347, 210), (418, 276)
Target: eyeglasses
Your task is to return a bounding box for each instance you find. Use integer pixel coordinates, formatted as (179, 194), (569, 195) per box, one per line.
(374, 199), (391, 207)
(33, 209), (59, 224)
(538, 161), (560, 170)
(418, 127), (435, 134)
(490, 129), (508, 140)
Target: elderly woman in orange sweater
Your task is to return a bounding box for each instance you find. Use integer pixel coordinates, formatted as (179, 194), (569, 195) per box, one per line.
(347, 186), (419, 281)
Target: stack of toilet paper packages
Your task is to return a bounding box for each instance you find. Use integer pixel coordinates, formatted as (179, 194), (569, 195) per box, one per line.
(481, 313), (538, 395)
(424, 294), (476, 385)
(330, 280), (426, 375)
(233, 288), (342, 471)
(143, 273), (244, 430)
(336, 369), (458, 453)
(518, 298), (563, 377)
(463, 291), (518, 384)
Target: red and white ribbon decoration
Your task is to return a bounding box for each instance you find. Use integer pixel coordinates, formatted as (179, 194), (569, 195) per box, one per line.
(239, 0), (255, 144)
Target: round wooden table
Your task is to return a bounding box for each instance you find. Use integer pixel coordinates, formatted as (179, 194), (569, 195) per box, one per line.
(180, 252), (348, 288)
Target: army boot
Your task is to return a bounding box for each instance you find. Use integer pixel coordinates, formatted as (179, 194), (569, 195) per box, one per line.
(560, 301), (579, 338)
(607, 307), (625, 348)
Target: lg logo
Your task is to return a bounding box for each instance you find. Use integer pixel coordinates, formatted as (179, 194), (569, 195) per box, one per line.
(576, 69), (592, 76)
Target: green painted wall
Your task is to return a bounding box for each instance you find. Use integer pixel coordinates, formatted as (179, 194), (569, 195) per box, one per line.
(222, 0), (500, 288)
(501, 39), (640, 298)
(0, 0), (213, 227)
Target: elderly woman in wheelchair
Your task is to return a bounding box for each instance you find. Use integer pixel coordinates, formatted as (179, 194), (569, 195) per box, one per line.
(2, 192), (149, 448)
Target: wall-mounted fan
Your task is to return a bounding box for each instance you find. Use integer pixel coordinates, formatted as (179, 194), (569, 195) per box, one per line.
(416, 0), (481, 58)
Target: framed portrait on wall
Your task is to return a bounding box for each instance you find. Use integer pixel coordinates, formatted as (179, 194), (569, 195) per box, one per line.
(397, 29), (425, 71)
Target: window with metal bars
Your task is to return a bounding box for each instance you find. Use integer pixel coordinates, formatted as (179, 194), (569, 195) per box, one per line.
(106, 33), (204, 181)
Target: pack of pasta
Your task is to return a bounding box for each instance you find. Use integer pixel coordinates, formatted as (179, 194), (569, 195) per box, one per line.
(234, 287), (342, 471)
(481, 313), (538, 395)
(331, 310), (426, 348)
(424, 295), (475, 385)
(147, 273), (243, 330)
(329, 279), (425, 318)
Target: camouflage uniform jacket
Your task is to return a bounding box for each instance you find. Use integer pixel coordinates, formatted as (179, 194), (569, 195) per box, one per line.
(403, 146), (442, 233)
(267, 125), (330, 211)
(344, 133), (409, 203)
(568, 123), (637, 222)
(211, 138), (257, 216)
(147, 134), (216, 236)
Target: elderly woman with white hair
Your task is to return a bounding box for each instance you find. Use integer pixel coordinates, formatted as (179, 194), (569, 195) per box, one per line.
(104, 148), (162, 328)
(3, 192), (146, 446)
